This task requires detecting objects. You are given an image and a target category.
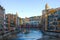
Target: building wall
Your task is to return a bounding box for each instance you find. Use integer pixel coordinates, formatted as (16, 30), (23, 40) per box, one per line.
(24, 17), (30, 24)
(29, 16), (41, 23)
(47, 9), (60, 32)
(20, 18), (24, 25)
(0, 5), (5, 29)
(5, 14), (18, 31)
(42, 6), (60, 32)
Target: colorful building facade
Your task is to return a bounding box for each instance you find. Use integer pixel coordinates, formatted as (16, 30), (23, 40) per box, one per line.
(0, 5), (5, 34)
(5, 13), (19, 31)
(42, 3), (60, 32)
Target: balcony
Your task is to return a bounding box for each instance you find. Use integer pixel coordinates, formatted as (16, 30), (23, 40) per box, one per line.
(47, 26), (56, 31)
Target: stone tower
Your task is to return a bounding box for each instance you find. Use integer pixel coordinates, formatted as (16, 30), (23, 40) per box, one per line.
(16, 12), (18, 17)
(45, 3), (50, 10)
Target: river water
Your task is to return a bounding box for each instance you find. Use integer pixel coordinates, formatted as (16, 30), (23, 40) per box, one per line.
(10, 28), (43, 40)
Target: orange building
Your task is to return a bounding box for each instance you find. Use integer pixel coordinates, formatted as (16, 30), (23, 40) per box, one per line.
(24, 17), (30, 24)
(5, 13), (18, 31)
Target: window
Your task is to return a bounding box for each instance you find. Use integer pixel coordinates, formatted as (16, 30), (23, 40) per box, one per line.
(58, 22), (60, 24)
(57, 17), (60, 21)
(53, 22), (57, 25)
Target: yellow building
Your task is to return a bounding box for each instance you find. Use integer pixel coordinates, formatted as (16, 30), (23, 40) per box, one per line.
(42, 3), (50, 31)
(20, 17), (23, 25)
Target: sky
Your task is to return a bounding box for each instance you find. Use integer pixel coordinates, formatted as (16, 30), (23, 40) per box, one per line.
(0, 0), (60, 18)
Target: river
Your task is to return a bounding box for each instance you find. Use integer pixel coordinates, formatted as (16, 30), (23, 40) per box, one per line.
(9, 28), (43, 40)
